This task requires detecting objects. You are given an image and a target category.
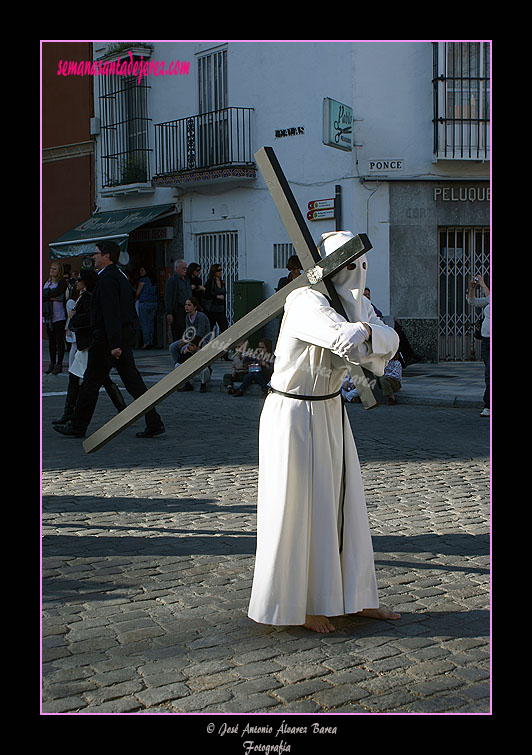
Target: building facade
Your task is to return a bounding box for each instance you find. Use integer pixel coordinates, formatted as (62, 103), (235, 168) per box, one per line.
(47, 40), (490, 360)
(42, 41), (96, 294)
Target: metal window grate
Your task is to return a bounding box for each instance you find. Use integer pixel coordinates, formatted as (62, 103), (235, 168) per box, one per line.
(438, 227), (490, 361)
(98, 72), (152, 187)
(198, 48), (227, 114)
(433, 42), (490, 160)
(273, 243), (295, 269)
(195, 231), (239, 325)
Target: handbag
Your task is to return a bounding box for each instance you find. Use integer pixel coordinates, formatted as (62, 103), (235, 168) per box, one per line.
(42, 286), (53, 322)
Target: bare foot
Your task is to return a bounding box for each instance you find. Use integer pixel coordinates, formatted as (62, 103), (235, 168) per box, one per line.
(303, 615), (336, 633)
(350, 607), (401, 620)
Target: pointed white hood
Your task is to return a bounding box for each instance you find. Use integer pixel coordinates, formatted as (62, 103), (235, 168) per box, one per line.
(317, 230), (367, 324)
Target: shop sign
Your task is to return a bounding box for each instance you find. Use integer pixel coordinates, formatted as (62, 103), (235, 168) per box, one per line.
(129, 226), (174, 242)
(433, 187), (490, 202)
(323, 98), (353, 151)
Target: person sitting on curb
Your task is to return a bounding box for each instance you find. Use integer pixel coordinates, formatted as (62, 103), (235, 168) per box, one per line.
(169, 297), (212, 393)
(224, 340), (250, 394)
(341, 374), (361, 403)
(233, 339), (274, 398)
(378, 352), (403, 405)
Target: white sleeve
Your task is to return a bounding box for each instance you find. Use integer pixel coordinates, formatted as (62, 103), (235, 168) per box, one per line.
(335, 298), (400, 376)
(284, 289), (370, 361)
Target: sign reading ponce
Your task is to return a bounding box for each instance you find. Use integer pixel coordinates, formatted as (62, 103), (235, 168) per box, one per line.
(368, 158), (404, 173)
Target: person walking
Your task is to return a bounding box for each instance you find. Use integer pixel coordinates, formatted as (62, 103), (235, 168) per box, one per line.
(54, 241), (165, 439)
(247, 231), (401, 633)
(52, 269), (127, 425)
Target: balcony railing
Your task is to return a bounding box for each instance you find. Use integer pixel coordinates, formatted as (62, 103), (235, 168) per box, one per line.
(154, 107), (254, 176)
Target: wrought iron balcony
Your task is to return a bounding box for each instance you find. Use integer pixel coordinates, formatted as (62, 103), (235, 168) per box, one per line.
(154, 107), (254, 178)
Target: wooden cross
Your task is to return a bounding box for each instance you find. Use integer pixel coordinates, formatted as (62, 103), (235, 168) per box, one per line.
(83, 148), (375, 454)
(254, 147), (377, 410)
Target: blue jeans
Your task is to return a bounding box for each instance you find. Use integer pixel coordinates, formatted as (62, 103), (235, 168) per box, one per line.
(239, 371), (269, 394)
(139, 301), (158, 345)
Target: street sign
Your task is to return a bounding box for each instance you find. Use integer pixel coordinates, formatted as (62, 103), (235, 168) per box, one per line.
(308, 199), (334, 210)
(307, 208), (335, 221)
(307, 199), (335, 221)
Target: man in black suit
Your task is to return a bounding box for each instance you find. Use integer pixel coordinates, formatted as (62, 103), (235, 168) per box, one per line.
(54, 241), (165, 439)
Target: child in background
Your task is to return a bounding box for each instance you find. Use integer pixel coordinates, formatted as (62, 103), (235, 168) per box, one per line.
(224, 340), (250, 394)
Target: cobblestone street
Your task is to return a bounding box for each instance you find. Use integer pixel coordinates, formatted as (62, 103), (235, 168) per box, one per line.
(42, 379), (490, 718)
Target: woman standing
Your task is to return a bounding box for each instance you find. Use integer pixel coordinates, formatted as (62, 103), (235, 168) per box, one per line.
(203, 264), (229, 335)
(186, 262), (205, 309)
(135, 266), (158, 349)
(276, 255), (302, 291)
(43, 261), (68, 374)
(467, 274), (490, 417)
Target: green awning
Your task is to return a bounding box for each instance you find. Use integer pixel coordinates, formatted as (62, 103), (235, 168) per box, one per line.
(49, 203), (175, 259)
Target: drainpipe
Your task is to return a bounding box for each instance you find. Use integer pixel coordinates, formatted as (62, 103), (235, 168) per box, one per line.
(334, 185), (342, 231)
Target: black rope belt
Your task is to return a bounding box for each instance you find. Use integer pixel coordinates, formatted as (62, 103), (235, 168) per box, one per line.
(267, 386), (342, 401)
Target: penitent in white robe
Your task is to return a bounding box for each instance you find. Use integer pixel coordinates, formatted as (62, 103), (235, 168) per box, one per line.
(247, 286), (399, 626)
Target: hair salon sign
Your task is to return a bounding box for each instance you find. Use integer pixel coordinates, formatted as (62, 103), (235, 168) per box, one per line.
(323, 98), (353, 151)
(433, 186), (490, 202)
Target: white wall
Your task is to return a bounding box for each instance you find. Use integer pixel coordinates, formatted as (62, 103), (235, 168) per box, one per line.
(93, 40), (488, 318)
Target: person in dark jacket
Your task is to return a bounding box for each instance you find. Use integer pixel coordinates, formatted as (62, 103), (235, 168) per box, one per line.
(54, 241), (165, 439)
(165, 260), (192, 343)
(52, 269), (127, 425)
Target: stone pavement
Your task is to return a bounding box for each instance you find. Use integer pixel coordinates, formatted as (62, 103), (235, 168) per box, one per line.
(41, 348), (490, 717)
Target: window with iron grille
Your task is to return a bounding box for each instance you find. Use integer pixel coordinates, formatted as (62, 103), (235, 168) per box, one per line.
(433, 42), (490, 160)
(195, 231), (238, 325)
(273, 243), (295, 270)
(98, 71), (152, 187)
(198, 48), (227, 114)
(196, 48), (230, 168)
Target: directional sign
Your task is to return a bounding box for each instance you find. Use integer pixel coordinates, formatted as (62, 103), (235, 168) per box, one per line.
(307, 198), (335, 221)
(308, 199), (335, 210)
(307, 208), (335, 221)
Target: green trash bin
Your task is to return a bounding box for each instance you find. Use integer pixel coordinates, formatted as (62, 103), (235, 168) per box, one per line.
(233, 279), (264, 350)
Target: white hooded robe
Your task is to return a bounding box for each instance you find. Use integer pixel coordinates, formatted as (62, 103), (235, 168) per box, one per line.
(247, 232), (399, 626)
